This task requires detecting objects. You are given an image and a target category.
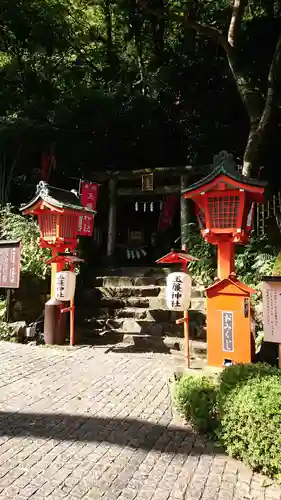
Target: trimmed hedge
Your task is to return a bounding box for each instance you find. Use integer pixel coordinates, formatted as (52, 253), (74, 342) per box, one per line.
(217, 362), (280, 408)
(173, 374), (217, 433)
(219, 375), (281, 478)
(174, 363), (281, 478)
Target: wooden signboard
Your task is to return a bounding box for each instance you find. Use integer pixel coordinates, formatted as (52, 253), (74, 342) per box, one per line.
(0, 240), (21, 289)
(222, 311), (234, 352)
(262, 280), (281, 344)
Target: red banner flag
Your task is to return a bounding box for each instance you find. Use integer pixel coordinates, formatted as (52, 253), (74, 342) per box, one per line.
(78, 181), (98, 237)
(80, 181), (99, 211)
(158, 195), (179, 231)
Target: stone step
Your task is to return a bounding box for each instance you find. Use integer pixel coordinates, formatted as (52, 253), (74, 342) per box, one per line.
(77, 307), (206, 338)
(114, 308), (149, 320)
(93, 275), (207, 290)
(96, 286), (204, 300)
(75, 326), (207, 357)
(99, 297), (150, 308)
(106, 319), (182, 336)
(98, 285), (162, 298)
(93, 276), (166, 287)
(93, 266), (172, 278)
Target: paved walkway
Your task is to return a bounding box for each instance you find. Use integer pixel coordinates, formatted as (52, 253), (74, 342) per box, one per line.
(0, 342), (279, 500)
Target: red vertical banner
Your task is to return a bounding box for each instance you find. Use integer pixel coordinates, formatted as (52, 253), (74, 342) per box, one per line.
(40, 147), (56, 182)
(78, 182), (98, 237)
(40, 152), (50, 181)
(80, 182), (99, 211)
(158, 195), (179, 231)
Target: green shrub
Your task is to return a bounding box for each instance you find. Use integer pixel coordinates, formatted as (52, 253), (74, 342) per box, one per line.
(0, 299), (18, 341)
(0, 205), (50, 279)
(219, 376), (281, 478)
(217, 362), (280, 409)
(173, 374), (217, 433)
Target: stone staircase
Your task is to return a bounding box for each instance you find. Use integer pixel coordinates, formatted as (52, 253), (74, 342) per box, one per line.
(76, 267), (206, 353)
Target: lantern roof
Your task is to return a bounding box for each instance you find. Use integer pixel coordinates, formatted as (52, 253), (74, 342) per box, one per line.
(21, 181), (96, 214)
(46, 254), (84, 265)
(182, 151), (266, 200)
(156, 249), (200, 265)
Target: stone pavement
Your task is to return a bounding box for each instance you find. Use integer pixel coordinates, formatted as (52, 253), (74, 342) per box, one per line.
(0, 342), (279, 500)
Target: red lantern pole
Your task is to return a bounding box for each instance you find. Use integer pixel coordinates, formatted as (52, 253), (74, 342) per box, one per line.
(217, 240), (235, 279)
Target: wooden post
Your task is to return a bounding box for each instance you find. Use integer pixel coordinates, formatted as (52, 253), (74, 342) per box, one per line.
(181, 175), (190, 251)
(107, 178), (117, 259)
(184, 310), (190, 368)
(70, 299), (75, 346)
(176, 311), (190, 368)
(6, 289), (12, 322)
(51, 249), (57, 299)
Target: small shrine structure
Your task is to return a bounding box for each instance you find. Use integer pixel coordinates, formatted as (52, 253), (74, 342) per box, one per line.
(182, 151), (266, 366)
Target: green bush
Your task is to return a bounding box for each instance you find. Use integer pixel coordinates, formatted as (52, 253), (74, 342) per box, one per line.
(173, 374), (217, 433)
(0, 205), (50, 279)
(217, 362), (280, 408)
(219, 375), (281, 478)
(0, 299), (15, 341)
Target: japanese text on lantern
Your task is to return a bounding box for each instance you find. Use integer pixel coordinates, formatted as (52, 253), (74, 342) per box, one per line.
(171, 276), (183, 308)
(57, 274), (65, 300)
(262, 281), (281, 343)
(222, 311), (234, 352)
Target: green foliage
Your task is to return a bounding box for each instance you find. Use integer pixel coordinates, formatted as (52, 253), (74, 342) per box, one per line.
(173, 374), (217, 433)
(219, 376), (281, 478)
(174, 363), (281, 477)
(235, 236), (277, 287)
(0, 299), (17, 341)
(0, 205), (50, 279)
(217, 362), (280, 408)
(186, 226), (216, 285)
(272, 252), (281, 276)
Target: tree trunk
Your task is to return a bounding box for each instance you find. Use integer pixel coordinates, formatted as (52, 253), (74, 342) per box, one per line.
(104, 0), (114, 67)
(129, 1), (146, 94)
(241, 33), (281, 176)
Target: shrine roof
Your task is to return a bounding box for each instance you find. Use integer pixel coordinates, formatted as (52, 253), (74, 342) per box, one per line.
(21, 182), (96, 214)
(206, 277), (256, 295)
(182, 151), (266, 196)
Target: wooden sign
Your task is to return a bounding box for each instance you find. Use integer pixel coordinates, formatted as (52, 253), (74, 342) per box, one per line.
(262, 280), (281, 343)
(222, 311), (234, 352)
(0, 240), (21, 289)
(142, 173), (154, 192)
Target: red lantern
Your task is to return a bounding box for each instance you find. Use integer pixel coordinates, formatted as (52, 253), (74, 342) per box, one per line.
(21, 182), (95, 252)
(184, 153), (265, 246)
(21, 182), (96, 347)
(182, 151), (266, 367)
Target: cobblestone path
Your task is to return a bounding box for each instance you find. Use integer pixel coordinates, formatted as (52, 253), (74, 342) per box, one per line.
(0, 342), (279, 500)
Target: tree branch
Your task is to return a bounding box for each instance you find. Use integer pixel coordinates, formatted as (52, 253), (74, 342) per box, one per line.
(182, 14), (233, 57)
(242, 33), (281, 176)
(228, 0), (247, 47)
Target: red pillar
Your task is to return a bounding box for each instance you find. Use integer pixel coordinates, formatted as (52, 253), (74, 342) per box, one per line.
(217, 240), (235, 279)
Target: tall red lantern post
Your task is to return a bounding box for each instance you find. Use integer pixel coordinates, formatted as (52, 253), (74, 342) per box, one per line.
(21, 181), (96, 345)
(182, 151), (266, 366)
(156, 250), (199, 367)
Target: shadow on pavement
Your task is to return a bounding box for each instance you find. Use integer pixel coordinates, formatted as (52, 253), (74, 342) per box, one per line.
(0, 411), (217, 455)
